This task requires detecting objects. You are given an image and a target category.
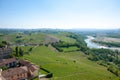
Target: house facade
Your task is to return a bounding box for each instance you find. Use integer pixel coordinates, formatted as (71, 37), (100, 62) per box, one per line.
(0, 47), (12, 59)
(0, 58), (17, 68)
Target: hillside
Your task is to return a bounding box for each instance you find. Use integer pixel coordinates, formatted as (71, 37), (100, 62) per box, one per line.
(16, 46), (118, 80)
(0, 29), (120, 80)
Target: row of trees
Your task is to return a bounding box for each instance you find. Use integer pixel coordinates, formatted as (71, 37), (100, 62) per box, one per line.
(0, 41), (9, 48)
(108, 65), (120, 77)
(65, 33), (120, 77)
(51, 33), (88, 52)
(86, 48), (120, 77)
(67, 34), (89, 53)
(15, 47), (24, 56)
(93, 40), (120, 47)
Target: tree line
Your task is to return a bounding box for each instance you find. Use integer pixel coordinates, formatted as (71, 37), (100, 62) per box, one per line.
(93, 40), (120, 47)
(51, 32), (120, 77)
(87, 48), (120, 77)
(51, 33), (88, 52)
(15, 46), (24, 57)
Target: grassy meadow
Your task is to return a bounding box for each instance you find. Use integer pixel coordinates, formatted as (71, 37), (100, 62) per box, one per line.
(1, 30), (120, 80)
(0, 32), (45, 44)
(61, 46), (79, 52)
(17, 46), (119, 80)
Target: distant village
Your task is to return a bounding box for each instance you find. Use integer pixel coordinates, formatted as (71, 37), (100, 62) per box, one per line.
(0, 43), (39, 80)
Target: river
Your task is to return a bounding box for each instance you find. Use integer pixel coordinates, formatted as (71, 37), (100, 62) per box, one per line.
(85, 36), (120, 51)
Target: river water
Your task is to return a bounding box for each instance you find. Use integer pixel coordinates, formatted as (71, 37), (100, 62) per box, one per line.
(85, 36), (120, 51)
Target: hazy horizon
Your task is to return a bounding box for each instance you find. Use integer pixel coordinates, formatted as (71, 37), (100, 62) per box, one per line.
(0, 0), (120, 29)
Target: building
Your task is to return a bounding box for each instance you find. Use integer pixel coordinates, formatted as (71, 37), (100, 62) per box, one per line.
(0, 58), (17, 68)
(0, 58), (39, 80)
(19, 60), (39, 79)
(2, 66), (28, 80)
(0, 69), (5, 80)
(0, 46), (12, 59)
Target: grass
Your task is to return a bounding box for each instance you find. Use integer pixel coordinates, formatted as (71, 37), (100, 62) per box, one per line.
(0, 33), (17, 44)
(0, 32), (77, 44)
(52, 32), (76, 44)
(18, 46), (119, 80)
(2, 31), (119, 80)
(61, 46), (79, 52)
(0, 33), (45, 44)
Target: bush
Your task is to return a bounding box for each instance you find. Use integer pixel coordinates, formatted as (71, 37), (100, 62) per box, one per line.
(46, 73), (53, 78)
(16, 35), (22, 38)
(1, 65), (7, 70)
(107, 65), (120, 77)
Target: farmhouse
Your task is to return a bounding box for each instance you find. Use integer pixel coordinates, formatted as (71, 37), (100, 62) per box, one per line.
(1, 66), (28, 80)
(0, 58), (39, 80)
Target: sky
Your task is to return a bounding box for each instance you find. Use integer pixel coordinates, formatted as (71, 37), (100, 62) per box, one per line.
(0, 0), (120, 29)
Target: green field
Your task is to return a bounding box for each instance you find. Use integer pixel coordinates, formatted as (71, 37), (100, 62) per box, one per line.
(61, 46), (79, 52)
(18, 46), (119, 80)
(53, 32), (77, 44)
(0, 31), (76, 45)
(1, 30), (120, 80)
(0, 32), (45, 44)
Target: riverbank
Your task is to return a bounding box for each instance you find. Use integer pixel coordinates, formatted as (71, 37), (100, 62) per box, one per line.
(85, 36), (120, 51)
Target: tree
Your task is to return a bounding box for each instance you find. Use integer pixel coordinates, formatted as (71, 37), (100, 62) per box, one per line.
(29, 47), (33, 52)
(0, 43), (5, 48)
(1, 65), (7, 70)
(15, 46), (19, 56)
(19, 47), (23, 56)
(2, 41), (7, 45)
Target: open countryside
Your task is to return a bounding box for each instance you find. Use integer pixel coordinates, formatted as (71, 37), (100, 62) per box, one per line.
(0, 0), (120, 80)
(0, 29), (120, 80)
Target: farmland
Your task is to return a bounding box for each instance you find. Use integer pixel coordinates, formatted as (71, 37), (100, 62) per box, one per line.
(18, 46), (118, 80)
(1, 29), (120, 80)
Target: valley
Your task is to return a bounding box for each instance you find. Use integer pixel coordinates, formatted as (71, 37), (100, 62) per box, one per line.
(0, 29), (120, 80)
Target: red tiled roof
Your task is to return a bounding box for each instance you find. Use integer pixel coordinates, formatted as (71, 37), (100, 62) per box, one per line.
(2, 66), (28, 78)
(18, 60), (39, 78)
(0, 58), (16, 67)
(19, 60), (39, 72)
(1, 59), (39, 79)
(19, 60), (30, 66)
(29, 65), (38, 72)
(0, 76), (6, 80)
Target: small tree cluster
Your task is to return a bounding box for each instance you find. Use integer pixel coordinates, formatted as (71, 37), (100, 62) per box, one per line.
(107, 65), (120, 77)
(15, 46), (24, 57)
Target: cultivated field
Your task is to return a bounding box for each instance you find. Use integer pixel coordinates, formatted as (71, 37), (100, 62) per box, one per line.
(17, 46), (119, 80)
(1, 30), (120, 80)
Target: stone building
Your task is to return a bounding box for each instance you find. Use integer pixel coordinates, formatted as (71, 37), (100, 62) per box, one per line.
(0, 58), (39, 80)
(2, 66), (28, 80)
(0, 58), (17, 68)
(0, 46), (12, 59)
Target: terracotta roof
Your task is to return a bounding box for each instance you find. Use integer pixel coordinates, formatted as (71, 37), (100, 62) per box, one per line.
(20, 60), (39, 72)
(0, 58), (16, 67)
(19, 60), (30, 66)
(29, 65), (39, 72)
(2, 66), (28, 78)
(0, 77), (6, 80)
(1, 59), (39, 79)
